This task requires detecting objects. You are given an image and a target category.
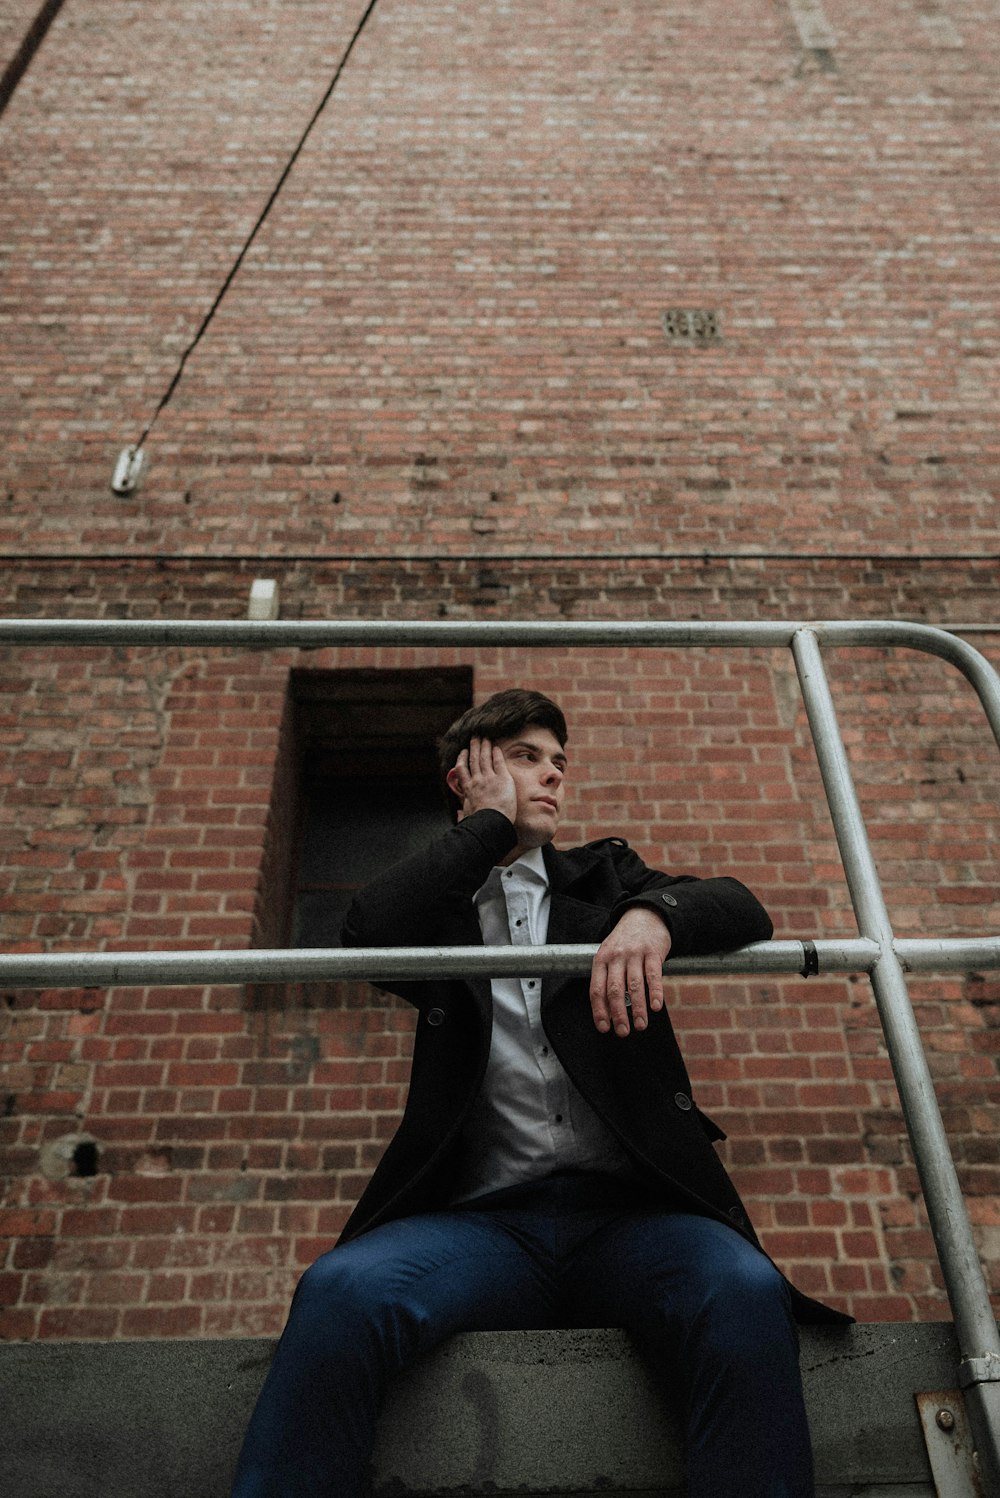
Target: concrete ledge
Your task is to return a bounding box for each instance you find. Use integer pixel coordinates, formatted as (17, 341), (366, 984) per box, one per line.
(0, 1323), (970, 1496)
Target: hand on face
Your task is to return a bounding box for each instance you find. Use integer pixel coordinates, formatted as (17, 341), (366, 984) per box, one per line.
(447, 736), (518, 824)
(446, 729), (566, 855)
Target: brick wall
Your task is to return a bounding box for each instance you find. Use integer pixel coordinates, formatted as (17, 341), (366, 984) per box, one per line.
(1, 560), (998, 1334)
(1, 0), (997, 555)
(1, 0), (998, 1338)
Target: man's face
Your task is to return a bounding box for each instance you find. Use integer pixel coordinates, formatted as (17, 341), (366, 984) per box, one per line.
(496, 727), (567, 850)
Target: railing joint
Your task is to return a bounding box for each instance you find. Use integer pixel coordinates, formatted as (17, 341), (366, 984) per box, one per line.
(960, 1354), (1000, 1390)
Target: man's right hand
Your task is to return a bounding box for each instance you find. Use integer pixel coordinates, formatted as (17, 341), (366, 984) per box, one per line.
(446, 737), (518, 824)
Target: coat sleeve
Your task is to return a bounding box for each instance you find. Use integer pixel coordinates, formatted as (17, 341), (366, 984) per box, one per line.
(602, 841), (773, 957)
(340, 808), (517, 950)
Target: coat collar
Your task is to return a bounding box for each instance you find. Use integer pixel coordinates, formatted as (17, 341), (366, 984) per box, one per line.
(541, 839), (606, 896)
(437, 841), (611, 1010)
(441, 840), (606, 932)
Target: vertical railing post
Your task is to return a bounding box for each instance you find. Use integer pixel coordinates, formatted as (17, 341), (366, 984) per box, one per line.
(792, 628), (1000, 1491)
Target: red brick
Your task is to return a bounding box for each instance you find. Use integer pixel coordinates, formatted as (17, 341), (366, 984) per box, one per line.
(38, 1308), (120, 1339)
(0, 1196), (58, 1235)
(120, 1305), (203, 1338)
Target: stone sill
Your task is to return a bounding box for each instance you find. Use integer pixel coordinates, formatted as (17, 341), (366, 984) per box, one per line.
(0, 1323), (976, 1495)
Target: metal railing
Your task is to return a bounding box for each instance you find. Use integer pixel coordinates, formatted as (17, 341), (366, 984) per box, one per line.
(2, 617), (1000, 1487)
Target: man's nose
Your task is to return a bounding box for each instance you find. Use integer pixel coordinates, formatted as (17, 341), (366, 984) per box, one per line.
(542, 761), (563, 783)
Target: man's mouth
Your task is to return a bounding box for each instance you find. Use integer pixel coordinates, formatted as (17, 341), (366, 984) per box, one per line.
(533, 797), (559, 811)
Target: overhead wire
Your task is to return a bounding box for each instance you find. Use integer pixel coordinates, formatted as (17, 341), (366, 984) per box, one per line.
(0, 0), (67, 117)
(133, 0), (381, 449)
(5, 549), (1000, 566)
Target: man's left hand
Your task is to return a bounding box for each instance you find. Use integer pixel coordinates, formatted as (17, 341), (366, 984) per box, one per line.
(590, 907), (672, 1038)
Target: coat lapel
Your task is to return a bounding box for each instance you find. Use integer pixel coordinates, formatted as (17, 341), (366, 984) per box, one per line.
(438, 892), (483, 947)
(436, 887), (495, 1024)
(541, 843), (611, 1005)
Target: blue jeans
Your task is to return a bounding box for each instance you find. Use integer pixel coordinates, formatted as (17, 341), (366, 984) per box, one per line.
(230, 1174), (814, 1498)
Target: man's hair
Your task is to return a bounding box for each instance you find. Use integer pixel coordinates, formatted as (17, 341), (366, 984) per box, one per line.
(438, 689), (568, 818)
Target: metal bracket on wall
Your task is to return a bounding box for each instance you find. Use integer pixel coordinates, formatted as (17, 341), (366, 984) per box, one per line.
(110, 445), (146, 496)
(916, 1392), (987, 1498)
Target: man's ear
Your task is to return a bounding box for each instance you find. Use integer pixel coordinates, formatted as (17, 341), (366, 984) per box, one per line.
(445, 764), (466, 821)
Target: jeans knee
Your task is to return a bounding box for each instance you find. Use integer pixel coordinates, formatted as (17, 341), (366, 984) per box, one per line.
(699, 1251), (796, 1360)
(294, 1250), (345, 1304)
(290, 1244), (439, 1346)
(288, 1249), (380, 1329)
(728, 1248), (789, 1309)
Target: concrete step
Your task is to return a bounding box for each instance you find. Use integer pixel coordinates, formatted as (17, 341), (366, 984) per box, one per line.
(0, 1323), (978, 1495)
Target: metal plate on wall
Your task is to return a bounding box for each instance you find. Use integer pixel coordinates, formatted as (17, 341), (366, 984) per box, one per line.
(661, 309), (720, 341)
(915, 1391), (986, 1498)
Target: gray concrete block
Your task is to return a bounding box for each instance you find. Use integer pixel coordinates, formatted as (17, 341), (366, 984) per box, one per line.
(0, 1324), (971, 1496)
(374, 1327), (684, 1494)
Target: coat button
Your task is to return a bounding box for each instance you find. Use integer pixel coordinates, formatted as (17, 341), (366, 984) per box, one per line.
(674, 1091), (692, 1111)
(728, 1206), (745, 1225)
(660, 892), (678, 907)
(427, 1008), (446, 1027)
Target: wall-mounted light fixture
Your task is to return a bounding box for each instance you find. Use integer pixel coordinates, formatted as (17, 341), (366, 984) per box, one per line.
(111, 445), (146, 495)
(247, 579), (280, 620)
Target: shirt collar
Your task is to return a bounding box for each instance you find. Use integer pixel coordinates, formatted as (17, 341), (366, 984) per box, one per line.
(474, 843), (550, 904)
(510, 845), (549, 882)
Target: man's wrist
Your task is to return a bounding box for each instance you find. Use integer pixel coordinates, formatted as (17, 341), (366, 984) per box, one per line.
(463, 797), (517, 822)
(609, 893), (676, 941)
(456, 807), (519, 859)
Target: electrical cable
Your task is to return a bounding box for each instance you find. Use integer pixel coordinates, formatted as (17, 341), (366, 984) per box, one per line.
(0, 0), (67, 117)
(133, 0), (381, 449)
(4, 551), (1000, 565)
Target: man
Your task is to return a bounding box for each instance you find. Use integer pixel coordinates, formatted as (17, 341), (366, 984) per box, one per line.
(231, 689), (850, 1498)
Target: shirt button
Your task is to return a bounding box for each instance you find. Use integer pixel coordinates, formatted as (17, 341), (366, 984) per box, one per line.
(527, 981), (536, 988)
(674, 1091), (692, 1111)
(515, 919), (523, 926)
(660, 892), (678, 907)
(554, 1114), (563, 1124)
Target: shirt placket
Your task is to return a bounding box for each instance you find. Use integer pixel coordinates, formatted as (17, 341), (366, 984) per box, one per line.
(504, 872), (572, 1154)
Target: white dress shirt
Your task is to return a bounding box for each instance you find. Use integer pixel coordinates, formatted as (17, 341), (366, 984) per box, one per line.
(450, 846), (635, 1201)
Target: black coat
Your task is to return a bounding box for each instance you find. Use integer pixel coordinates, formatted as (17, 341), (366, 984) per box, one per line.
(340, 808), (851, 1326)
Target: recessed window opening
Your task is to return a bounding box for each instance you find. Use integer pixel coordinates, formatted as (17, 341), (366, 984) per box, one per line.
(284, 668), (472, 948)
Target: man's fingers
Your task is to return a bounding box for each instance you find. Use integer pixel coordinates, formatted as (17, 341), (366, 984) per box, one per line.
(456, 738), (517, 822)
(626, 963), (649, 1032)
(644, 952), (665, 1012)
(592, 909), (673, 1038)
(591, 960), (667, 1036)
(590, 957), (630, 1037)
(605, 963), (632, 1038)
(589, 961), (612, 1034)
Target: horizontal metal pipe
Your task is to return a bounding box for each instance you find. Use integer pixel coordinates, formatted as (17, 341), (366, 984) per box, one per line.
(3, 618), (999, 744)
(5, 936), (1000, 990)
(0, 618), (806, 648)
(894, 938), (1000, 972)
(0, 615), (988, 656)
(3, 936), (983, 989)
